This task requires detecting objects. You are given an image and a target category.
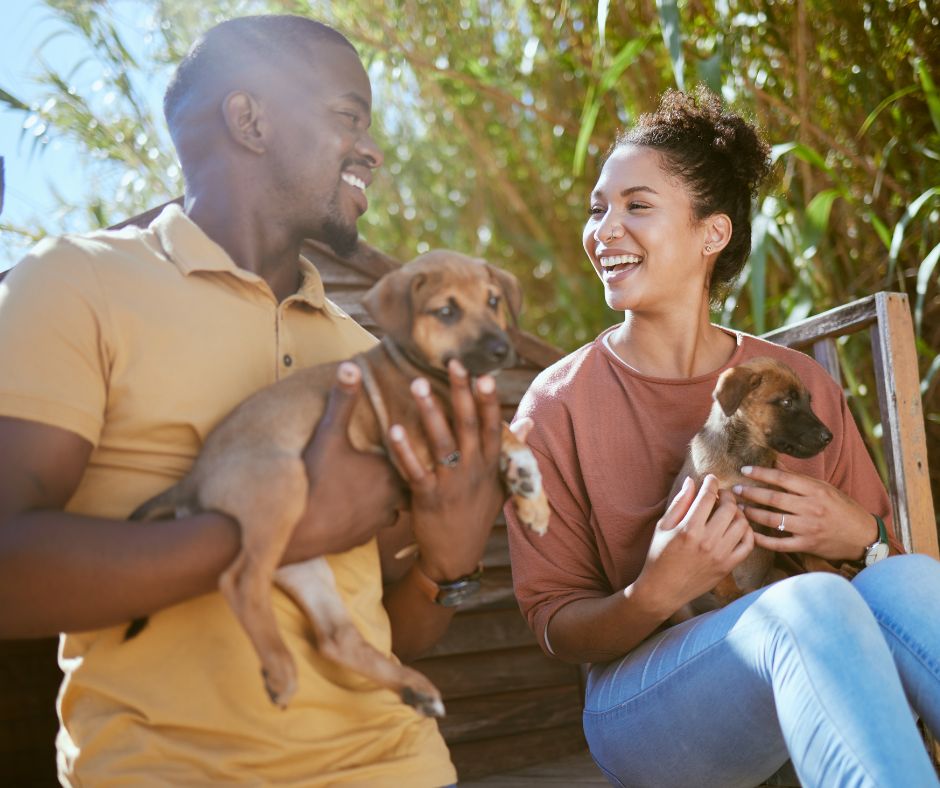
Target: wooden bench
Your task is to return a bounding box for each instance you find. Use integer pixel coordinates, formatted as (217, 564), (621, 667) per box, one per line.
(1, 220), (936, 784)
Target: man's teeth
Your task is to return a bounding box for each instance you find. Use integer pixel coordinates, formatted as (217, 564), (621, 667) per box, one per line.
(341, 172), (366, 191)
(601, 254), (641, 268)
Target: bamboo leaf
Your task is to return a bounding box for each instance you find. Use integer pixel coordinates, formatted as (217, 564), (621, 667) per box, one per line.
(914, 241), (940, 337)
(0, 87), (30, 112)
(656, 0), (684, 91)
(803, 189), (840, 253)
(887, 186), (940, 285)
(915, 58), (940, 136)
(857, 85), (918, 138)
(749, 212), (770, 333)
(597, 0), (609, 52)
(771, 141), (832, 174)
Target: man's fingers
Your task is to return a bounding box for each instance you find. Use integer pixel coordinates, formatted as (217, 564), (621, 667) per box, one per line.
(315, 362), (362, 442)
(475, 374), (502, 462)
(388, 424), (434, 494)
(447, 360), (480, 456)
(410, 377), (459, 465)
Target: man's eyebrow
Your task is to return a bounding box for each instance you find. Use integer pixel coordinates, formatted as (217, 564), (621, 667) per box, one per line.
(339, 92), (371, 115)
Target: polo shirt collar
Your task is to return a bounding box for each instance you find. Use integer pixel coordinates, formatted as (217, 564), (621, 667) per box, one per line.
(150, 203), (330, 310)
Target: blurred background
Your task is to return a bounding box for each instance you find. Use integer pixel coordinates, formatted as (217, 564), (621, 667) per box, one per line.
(1, 0), (938, 532)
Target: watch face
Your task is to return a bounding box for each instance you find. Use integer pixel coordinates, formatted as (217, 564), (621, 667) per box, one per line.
(437, 579), (482, 607)
(865, 542), (890, 567)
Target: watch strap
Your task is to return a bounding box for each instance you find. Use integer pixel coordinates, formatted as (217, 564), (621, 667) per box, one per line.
(408, 561), (484, 606)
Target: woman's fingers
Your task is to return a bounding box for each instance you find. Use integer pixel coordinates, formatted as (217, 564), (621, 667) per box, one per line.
(732, 483), (803, 516)
(658, 475), (696, 531)
(739, 465), (816, 494)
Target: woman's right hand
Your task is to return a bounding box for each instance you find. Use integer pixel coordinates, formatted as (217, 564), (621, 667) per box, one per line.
(635, 474), (754, 618)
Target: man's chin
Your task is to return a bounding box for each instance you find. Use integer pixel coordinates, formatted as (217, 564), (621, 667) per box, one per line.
(320, 222), (359, 258)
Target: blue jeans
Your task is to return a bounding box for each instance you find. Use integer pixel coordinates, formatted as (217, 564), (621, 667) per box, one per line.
(583, 555), (940, 788)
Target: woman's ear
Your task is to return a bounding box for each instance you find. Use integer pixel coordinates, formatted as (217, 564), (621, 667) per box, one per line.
(703, 213), (732, 256)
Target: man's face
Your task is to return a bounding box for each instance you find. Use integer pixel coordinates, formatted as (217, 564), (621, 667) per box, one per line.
(266, 42), (383, 255)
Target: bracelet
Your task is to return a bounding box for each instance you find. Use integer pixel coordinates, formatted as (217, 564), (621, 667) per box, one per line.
(408, 561), (484, 607)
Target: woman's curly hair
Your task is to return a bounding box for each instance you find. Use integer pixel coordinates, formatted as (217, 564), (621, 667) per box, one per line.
(614, 87), (773, 300)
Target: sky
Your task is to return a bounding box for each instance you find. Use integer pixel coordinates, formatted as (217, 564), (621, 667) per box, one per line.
(0, 0), (162, 269)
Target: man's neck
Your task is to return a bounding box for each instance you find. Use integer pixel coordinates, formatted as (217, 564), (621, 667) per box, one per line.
(184, 189), (303, 303)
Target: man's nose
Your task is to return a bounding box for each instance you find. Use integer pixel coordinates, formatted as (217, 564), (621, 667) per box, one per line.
(357, 131), (384, 169)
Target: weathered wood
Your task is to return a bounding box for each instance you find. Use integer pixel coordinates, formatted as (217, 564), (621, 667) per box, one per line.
(811, 338), (842, 386)
(495, 367), (541, 408)
(870, 293), (938, 557)
(424, 607), (537, 658)
(415, 646), (579, 700)
(450, 725), (589, 781)
(438, 685), (583, 743)
(457, 566), (520, 612)
(508, 328), (566, 370)
(459, 750), (606, 787)
(761, 294), (878, 347)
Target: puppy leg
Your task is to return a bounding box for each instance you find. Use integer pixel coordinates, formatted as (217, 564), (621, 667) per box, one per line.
(211, 455), (308, 708)
(276, 558), (445, 718)
(500, 422), (549, 535)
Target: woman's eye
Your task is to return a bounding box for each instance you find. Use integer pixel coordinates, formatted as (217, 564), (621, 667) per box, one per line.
(629, 202), (649, 210)
(589, 206), (604, 216)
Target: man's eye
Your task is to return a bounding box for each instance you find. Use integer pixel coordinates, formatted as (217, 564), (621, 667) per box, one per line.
(337, 111), (360, 127)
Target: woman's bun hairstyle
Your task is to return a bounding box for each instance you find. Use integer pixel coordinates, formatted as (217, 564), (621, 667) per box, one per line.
(615, 87), (773, 300)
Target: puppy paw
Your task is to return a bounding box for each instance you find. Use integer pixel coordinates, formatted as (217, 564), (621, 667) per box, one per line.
(500, 442), (549, 536)
(401, 685), (446, 718)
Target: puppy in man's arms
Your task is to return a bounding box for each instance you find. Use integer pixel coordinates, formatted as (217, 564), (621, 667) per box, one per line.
(668, 357), (834, 624)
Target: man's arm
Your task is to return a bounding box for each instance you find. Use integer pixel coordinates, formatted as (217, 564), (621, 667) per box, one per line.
(380, 361), (506, 662)
(0, 367), (411, 638)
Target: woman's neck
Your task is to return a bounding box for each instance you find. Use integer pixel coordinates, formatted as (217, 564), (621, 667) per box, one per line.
(607, 298), (736, 380)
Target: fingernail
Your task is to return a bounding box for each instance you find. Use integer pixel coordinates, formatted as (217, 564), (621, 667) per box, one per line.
(449, 359), (467, 378)
(681, 476), (692, 491)
(737, 503), (745, 511)
(338, 362), (359, 384)
(390, 424), (405, 442)
(741, 466), (753, 475)
(411, 378), (430, 398)
(477, 375), (495, 394)
(732, 484), (743, 494)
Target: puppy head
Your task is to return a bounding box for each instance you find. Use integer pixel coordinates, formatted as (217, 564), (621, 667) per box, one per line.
(714, 357), (833, 459)
(362, 250), (521, 375)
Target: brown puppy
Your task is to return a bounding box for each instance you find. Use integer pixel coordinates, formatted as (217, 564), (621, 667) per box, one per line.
(129, 250), (550, 714)
(668, 357), (833, 624)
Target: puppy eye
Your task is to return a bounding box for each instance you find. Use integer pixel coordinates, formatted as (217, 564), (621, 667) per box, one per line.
(777, 398), (793, 409)
(487, 294), (500, 310)
(434, 304), (460, 324)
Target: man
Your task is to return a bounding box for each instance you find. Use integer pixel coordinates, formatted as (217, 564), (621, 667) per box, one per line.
(0, 16), (504, 786)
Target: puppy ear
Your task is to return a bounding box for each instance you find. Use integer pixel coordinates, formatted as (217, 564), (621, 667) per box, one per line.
(485, 263), (522, 322)
(362, 267), (424, 340)
(714, 367), (761, 416)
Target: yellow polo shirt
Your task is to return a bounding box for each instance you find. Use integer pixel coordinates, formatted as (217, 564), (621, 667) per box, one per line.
(0, 205), (455, 787)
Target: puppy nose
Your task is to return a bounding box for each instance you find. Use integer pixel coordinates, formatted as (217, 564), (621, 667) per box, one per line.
(817, 428), (833, 446)
(484, 335), (511, 363)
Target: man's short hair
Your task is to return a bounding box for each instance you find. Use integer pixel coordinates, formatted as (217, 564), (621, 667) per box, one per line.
(163, 15), (355, 131)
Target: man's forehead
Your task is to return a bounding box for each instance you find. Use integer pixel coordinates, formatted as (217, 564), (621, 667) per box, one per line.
(284, 40), (371, 104)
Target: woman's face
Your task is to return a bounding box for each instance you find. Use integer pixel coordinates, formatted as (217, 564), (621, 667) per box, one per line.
(583, 144), (711, 314)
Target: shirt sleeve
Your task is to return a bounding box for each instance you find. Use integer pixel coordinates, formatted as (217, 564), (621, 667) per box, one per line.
(506, 387), (611, 657)
(0, 237), (111, 445)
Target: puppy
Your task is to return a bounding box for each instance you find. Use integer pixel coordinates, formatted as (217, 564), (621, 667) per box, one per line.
(128, 250), (550, 714)
(668, 357), (833, 624)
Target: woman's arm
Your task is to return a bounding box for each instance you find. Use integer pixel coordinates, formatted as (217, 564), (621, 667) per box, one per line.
(546, 476), (753, 664)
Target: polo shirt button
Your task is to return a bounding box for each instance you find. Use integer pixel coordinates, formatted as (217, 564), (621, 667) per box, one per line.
(283, 354), (293, 367)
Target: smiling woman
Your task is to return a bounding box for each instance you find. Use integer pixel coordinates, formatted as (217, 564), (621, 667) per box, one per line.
(507, 87), (940, 787)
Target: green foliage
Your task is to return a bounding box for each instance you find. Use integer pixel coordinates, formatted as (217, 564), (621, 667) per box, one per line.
(2, 0), (939, 519)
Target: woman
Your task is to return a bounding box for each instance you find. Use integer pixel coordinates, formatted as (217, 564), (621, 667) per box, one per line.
(507, 88), (940, 787)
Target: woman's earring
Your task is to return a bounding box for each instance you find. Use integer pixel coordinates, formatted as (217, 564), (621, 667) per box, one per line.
(704, 244), (713, 253)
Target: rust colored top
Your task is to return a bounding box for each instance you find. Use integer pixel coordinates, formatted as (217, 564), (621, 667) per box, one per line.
(507, 326), (897, 656)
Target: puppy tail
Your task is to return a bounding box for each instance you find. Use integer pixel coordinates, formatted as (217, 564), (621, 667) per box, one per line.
(124, 480), (196, 641)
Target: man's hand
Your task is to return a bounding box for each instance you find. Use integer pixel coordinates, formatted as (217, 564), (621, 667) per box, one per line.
(283, 362), (408, 564)
(387, 359), (504, 582)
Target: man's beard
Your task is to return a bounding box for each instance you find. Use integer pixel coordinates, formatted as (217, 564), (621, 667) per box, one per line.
(318, 189), (359, 257)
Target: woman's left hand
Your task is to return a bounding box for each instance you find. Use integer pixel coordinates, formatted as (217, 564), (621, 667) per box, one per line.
(733, 465), (877, 562)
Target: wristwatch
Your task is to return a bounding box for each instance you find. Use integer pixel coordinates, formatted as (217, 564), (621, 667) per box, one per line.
(863, 514), (890, 567)
(409, 561), (484, 607)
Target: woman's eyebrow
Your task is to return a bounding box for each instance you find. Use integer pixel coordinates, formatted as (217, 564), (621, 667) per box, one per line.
(620, 185), (658, 197)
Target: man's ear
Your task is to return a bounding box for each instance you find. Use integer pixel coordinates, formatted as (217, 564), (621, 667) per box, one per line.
(222, 91), (266, 154)
(485, 263), (522, 323)
(714, 366), (760, 416)
(362, 266), (423, 340)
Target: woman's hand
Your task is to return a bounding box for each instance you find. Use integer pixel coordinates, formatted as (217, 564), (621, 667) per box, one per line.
(387, 359), (504, 582)
(635, 475), (754, 617)
(733, 465), (877, 562)
(284, 363), (408, 564)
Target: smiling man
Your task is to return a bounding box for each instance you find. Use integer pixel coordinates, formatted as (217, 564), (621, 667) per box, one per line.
(0, 15), (505, 786)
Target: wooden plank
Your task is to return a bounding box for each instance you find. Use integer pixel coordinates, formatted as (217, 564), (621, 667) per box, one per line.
(450, 724), (588, 781)
(811, 338), (843, 386)
(459, 750), (606, 787)
(508, 328), (566, 370)
(761, 294), (878, 348)
(415, 645), (580, 700)
(870, 293), (938, 557)
(458, 566), (520, 613)
(424, 607), (536, 658)
(438, 684), (582, 743)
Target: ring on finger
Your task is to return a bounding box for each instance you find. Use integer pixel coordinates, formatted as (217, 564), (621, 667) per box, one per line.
(777, 514), (786, 531)
(438, 450), (461, 468)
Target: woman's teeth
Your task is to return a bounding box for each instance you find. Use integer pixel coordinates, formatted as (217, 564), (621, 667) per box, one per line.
(601, 254), (641, 269)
